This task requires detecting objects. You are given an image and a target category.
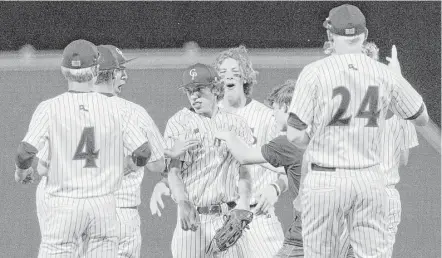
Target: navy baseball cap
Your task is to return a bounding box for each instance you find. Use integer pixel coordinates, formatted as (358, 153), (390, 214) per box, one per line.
(97, 45), (120, 70)
(61, 39), (100, 69)
(323, 4), (367, 36)
(100, 45), (136, 68)
(180, 63), (220, 89)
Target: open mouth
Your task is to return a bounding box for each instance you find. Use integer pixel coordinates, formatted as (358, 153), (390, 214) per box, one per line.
(226, 83), (235, 88)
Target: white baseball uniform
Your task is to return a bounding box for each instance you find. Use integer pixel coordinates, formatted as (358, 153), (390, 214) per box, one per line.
(112, 97), (166, 258)
(219, 98), (284, 257)
(165, 107), (254, 258)
(381, 114), (418, 256)
(289, 53), (425, 257)
(22, 92), (149, 258)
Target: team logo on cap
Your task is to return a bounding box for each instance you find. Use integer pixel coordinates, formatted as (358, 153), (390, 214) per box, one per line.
(189, 69), (197, 80)
(115, 48), (126, 59)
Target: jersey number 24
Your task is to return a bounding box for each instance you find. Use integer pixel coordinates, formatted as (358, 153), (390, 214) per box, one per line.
(328, 86), (380, 127)
(73, 127), (99, 168)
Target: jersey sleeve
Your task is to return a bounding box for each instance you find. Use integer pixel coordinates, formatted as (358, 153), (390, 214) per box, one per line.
(137, 107), (166, 163)
(163, 112), (192, 163)
(390, 73), (425, 120)
(23, 100), (50, 150)
(121, 108), (149, 153)
(261, 135), (303, 168)
(401, 120), (419, 150)
(288, 65), (318, 128)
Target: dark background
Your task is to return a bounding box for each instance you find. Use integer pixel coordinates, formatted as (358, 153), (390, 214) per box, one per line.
(0, 1), (440, 125)
(0, 1), (440, 258)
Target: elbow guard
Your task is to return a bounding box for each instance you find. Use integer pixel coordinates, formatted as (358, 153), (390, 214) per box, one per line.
(132, 141), (152, 167)
(15, 142), (38, 169)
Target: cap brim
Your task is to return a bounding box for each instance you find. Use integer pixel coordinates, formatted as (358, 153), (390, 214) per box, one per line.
(178, 82), (212, 90)
(119, 57), (138, 68)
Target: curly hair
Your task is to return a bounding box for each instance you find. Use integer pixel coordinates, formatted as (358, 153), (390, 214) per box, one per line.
(265, 79), (296, 108)
(213, 45), (258, 97)
(61, 66), (97, 83)
(362, 41), (379, 61)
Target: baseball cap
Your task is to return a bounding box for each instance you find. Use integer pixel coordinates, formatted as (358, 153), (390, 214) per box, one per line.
(180, 63), (219, 89)
(97, 45), (120, 70)
(100, 45), (136, 68)
(61, 39), (100, 69)
(323, 4), (367, 36)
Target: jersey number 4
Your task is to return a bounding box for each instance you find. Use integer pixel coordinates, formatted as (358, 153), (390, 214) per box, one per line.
(328, 86), (380, 127)
(73, 127), (99, 168)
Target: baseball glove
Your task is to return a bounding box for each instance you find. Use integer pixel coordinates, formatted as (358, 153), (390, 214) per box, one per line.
(206, 209), (253, 254)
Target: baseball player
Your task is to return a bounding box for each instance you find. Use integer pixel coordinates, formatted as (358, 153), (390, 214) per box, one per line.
(214, 45), (287, 257)
(287, 4), (429, 257)
(165, 63), (255, 258)
(15, 39), (152, 258)
(89, 45), (166, 258)
(150, 46), (286, 257)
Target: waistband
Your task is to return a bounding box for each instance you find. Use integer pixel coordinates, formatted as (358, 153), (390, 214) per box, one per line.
(197, 202), (257, 215)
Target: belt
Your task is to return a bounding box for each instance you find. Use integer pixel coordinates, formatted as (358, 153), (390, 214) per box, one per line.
(197, 202), (258, 215)
(311, 163), (336, 171)
(119, 206), (138, 209)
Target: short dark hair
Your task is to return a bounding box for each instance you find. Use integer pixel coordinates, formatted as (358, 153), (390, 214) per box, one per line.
(265, 79), (296, 107)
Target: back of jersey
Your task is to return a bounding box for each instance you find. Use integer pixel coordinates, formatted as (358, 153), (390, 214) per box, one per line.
(307, 54), (395, 168)
(44, 92), (129, 198)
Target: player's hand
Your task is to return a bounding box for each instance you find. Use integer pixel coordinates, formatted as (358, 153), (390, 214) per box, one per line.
(124, 155), (139, 175)
(165, 137), (200, 159)
(252, 185), (279, 216)
(14, 166), (35, 184)
(386, 45), (402, 75)
(178, 200), (200, 231)
(149, 181), (171, 217)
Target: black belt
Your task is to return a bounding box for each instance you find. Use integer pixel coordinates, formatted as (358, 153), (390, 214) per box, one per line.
(119, 206), (138, 209)
(311, 163), (336, 171)
(197, 202), (257, 215)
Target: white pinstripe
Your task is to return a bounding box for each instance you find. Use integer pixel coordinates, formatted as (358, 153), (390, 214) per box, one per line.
(219, 99), (284, 257)
(165, 108), (254, 258)
(301, 167), (388, 258)
(289, 53), (424, 257)
(22, 92), (148, 258)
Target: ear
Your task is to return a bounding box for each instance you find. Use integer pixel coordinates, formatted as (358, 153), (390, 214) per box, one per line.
(283, 103), (289, 113)
(112, 69), (117, 80)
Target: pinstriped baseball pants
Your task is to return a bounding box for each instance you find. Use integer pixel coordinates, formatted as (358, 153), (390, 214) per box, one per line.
(301, 166), (389, 258)
(115, 208), (142, 258)
(246, 209), (284, 258)
(171, 209), (252, 258)
(37, 193), (119, 258)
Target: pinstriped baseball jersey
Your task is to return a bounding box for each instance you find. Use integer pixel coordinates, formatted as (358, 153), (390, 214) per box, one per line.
(164, 107), (254, 207)
(289, 53), (424, 168)
(22, 92), (148, 198)
(111, 96), (166, 207)
(381, 114), (418, 185)
(219, 98), (279, 198)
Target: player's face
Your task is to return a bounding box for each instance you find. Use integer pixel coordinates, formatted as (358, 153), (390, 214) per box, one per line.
(218, 58), (246, 100)
(272, 102), (289, 132)
(184, 85), (217, 117)
(114, 68), (128, 94)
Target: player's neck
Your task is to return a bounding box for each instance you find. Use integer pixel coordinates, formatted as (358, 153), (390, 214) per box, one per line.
(334, 46), (364, 55)
(222, 94), (247, 111)
(68, 81), (94, 93)
(93, 84), (114, 94)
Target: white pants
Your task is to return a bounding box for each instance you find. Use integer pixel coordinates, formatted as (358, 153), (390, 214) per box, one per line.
(245, 208), (284, 257)
(171, 208), (251, 258)
(38, 193), (119, 258)
(115, 208), (142, 258)
(301, 166), (389, 258)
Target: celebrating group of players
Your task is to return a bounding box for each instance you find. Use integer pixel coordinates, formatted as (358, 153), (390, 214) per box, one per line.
(15, 4), (429, 258)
